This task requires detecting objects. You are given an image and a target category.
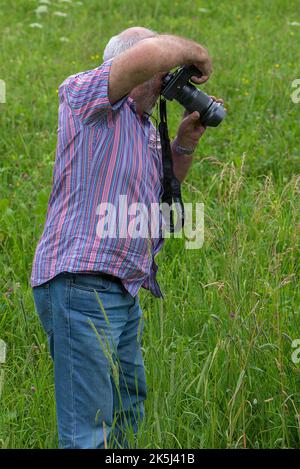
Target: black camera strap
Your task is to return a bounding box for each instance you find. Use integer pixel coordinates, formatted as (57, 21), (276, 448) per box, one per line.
(158, 97), (184, 233)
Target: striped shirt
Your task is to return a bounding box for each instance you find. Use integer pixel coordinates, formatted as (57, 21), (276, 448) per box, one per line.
(31, 59), (165, 298)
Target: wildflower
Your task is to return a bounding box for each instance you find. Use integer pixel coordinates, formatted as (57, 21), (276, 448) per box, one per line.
(39, 0), (51, 4)
(253, 398), (258, 405)
(275, 64), (280, 69)
(29, 23), (43, 29)
(53, 11), (68, 17)
(288, 21), (300, 26)
(60, 36), (70, 42)
(59, 0), (72, 3)
(31, 386), (36, 393)
(198, 8), (210, 13)
(236, 15), (241, 20)
(75, 1), (83, 5)
(256, 15), (260, 20)
(242, 77), (249, 84)
(35, 5), (48, 15)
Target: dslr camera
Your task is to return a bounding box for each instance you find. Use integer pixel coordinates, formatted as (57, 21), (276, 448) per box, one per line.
(160, 65), (226, 127)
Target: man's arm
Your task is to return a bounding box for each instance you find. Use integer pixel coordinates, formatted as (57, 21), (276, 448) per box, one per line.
(108, 34), (212, 104)
(170, 109), (206, 182)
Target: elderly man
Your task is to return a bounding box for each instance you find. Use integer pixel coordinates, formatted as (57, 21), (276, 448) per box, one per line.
(31, 27), (215, 449)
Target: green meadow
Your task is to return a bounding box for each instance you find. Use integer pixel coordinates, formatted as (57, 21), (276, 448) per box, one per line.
(0, 0), (300, 448)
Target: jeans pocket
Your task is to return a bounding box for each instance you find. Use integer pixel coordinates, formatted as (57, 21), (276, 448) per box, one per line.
(32, 284), (53, 336)
(70, 273), (112, 293)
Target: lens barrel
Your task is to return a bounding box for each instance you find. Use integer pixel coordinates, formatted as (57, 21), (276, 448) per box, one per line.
(175, 84), (226, 127)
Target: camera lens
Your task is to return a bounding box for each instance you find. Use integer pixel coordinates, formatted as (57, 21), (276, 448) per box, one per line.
(176, 85), (225, 127)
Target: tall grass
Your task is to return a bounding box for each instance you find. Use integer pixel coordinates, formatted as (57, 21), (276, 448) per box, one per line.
(0, 0), (300, 448)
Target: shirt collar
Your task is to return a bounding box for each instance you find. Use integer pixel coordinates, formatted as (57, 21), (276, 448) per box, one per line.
(127, 97), (151, 121)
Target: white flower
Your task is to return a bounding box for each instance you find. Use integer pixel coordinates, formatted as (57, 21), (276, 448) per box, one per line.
(29, 22), (43, 28)
(60, 36), (70, 42)
(35, 5), (48, 15)
(53, 11), (68, 17)
(76, 1), (83, 5)
(39, 0), (51, 4)
(198, 8), (210, 13)
(288, 21), (300, 26)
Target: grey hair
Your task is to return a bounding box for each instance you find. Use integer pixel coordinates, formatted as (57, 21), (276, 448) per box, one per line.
(103, 28), (156, 61)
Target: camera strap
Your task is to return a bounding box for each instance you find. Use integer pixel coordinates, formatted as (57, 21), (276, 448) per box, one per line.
(158, 97), (184, 233)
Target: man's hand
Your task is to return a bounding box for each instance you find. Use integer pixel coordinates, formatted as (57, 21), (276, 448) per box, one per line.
(175, 96), (224, 150)
(175, 110), (206, 150)
(191, 47), (212, 84)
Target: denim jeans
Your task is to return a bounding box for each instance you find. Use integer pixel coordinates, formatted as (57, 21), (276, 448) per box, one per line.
(32, 272), (147, 449)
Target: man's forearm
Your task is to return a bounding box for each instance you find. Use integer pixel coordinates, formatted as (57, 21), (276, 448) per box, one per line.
(149, 34), (210, 75)
(171, 141), (194, 182)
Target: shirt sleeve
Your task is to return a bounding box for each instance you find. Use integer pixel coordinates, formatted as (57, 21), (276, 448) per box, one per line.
(64, 59), (127, 126)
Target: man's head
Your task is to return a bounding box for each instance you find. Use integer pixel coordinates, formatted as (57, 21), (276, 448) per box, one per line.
(103, 27), (164, 115)
(103, 26), (156, 61)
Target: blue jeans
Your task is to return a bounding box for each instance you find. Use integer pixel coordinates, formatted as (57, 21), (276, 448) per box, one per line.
(32, 272), (147, 449)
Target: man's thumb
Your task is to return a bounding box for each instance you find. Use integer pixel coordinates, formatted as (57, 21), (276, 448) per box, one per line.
(192, 111), (200, 120)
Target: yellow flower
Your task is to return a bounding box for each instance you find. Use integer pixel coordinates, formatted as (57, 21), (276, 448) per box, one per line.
(236, 15), (241, 20)
(275, 63), (280, 69)
(256, 15), (260, 20)
(242, 77), (249, 84)
(244, 91), (249, 96)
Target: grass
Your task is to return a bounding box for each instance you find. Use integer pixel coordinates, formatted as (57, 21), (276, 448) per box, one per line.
(0, 0), (300, 448)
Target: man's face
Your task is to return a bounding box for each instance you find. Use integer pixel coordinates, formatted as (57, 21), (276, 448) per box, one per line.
(131, 72), (167, 115)
(144, 72), (167, 111)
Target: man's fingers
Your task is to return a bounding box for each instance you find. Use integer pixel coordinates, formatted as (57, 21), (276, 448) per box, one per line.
(191, 75), (209, 84)
(210, 95), (224, 105)
(183, 111), (200, 126)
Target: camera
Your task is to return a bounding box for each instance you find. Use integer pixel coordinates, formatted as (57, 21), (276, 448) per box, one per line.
(160, 65), (226, 127)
